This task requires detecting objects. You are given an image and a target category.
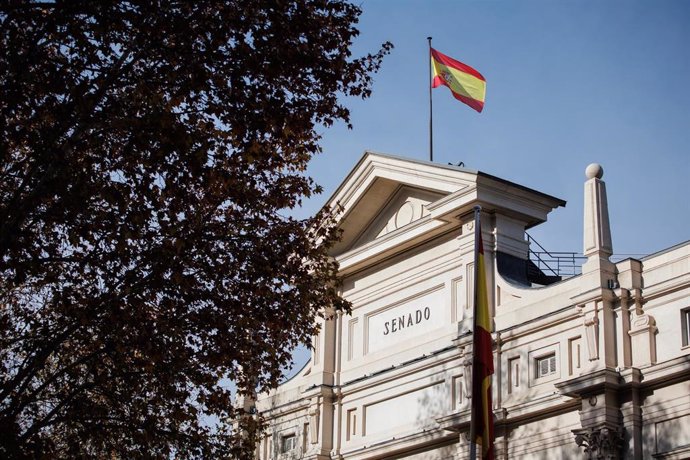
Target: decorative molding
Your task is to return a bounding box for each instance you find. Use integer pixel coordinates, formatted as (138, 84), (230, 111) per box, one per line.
(573, 425), (624, 460)
(376, 200), (421, 238)
(309, 399), (320, 444)
(628, 289), (658, 366)
(653, 444), (690, 459)
(462, 355), (472, 400)
(630, 311), (656, 331)
(584, 312), (600, 361)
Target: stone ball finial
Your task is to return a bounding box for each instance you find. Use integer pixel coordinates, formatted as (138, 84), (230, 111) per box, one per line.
(585, 163), (604, 180)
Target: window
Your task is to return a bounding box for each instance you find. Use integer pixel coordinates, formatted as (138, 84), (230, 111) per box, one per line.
(280, 434), (297, 453)
(682, 308), (690, 347)
(536, 353), (557, 378)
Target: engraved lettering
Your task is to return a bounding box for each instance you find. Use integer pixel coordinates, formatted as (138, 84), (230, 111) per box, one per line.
(381, 306), (434, 336)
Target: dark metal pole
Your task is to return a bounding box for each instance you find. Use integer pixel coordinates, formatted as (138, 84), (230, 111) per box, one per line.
(469, 205), (481, 460)
(427, 36), (433, 162)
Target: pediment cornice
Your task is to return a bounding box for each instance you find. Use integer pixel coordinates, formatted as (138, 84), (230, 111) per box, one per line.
(324, 151), (565, 273)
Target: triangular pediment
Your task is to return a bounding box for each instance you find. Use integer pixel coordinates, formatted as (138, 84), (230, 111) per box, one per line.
(324, 152), (565, 274)
(326, 152), (477, 256)
(351, 186), (445, 247)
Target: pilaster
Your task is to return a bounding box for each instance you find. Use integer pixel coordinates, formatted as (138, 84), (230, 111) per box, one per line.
(628, 288), (657, 367)
(301, 386), (336, 460)
(582, 163), (613, 273)
(311, 308), (338, 386)
(557, 369), (625, 459)
(562, 164), (625, 459)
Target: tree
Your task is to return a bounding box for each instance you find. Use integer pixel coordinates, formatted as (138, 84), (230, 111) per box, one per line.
(0, 1), (391, 457)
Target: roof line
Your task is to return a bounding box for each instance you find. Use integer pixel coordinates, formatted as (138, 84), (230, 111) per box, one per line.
(641, 239), (690, 261)
(318, 150), (566, 213)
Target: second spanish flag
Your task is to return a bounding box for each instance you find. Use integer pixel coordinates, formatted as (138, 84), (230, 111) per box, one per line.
(431, 48), (486, 113)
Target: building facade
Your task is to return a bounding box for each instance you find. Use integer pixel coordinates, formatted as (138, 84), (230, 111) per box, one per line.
(250, 152), (690, 459)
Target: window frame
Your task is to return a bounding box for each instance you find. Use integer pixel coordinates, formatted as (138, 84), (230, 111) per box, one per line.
(280, 433), (297, 454)
(535, 353), (557, 379)
(528, 343), (560, 386)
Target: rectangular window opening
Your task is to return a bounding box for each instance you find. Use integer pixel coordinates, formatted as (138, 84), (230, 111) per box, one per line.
(536, 353), (557, 379)
(281, 434), (297, 453)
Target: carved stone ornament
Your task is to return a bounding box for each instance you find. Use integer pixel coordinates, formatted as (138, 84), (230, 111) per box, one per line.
(378, 200), (421, 238)
(573, 426), (624, 459)
(462, 353), (473, 400)
(309, 401), (320, 444)
(584, 313), (600, 361)
(630, 311), (656, 332)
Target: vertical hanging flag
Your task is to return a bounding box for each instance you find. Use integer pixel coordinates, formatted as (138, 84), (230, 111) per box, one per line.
(431, 48), (486, 113)
(470, 206), (495, 460)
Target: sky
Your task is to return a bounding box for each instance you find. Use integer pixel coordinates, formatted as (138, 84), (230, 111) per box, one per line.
(298, 0), (690, 259)
(284, 0), (690, 378)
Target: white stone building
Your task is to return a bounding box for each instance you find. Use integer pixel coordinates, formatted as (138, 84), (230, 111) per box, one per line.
(250, 152), (690, 459)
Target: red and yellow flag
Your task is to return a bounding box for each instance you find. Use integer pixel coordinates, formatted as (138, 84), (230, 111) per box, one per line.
(431, 48), (486, 113)
(471, 212), (494, 460)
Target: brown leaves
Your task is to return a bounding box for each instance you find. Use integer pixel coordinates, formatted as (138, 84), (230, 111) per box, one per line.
(0, 1), (389, 458)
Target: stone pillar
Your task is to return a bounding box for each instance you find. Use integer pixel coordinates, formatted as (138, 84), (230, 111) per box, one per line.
(628, 289), (657, 367)
(301, 387), (336, 460)
(557, 369), (625, 460)
(619, 368), (644, 459)
(573, 424), (625, 460)
(559, 164), (625, 459)
(233, 378), (259, 457)
(582, 163), (613, 274)
(614, 288), (633, 368)
(312, 308), (337, 386)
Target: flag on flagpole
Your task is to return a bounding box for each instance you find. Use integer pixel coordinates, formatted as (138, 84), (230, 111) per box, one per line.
(470, 207), (495, 460)
(431, 48), (486, 113)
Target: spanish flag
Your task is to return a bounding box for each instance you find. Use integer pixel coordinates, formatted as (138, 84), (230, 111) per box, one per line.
(470, 208), (495, 460)
(431, 48), (486, 113)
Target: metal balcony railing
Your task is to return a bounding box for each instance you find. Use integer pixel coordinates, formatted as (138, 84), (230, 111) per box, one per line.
(526, 232), (586, 279)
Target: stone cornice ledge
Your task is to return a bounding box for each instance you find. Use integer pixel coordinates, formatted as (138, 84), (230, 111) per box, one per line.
(338, 426), (455, 460)
(641, 272), (690, 302)
(557, 356), (690, 400)
(555, 368), (623, 398)
(336, 216), (448, 275)
(569, 286), (618, 306)
(652, 443), (690, 459)
(635, 354), (690, 388)
(436, 395), (578, 433)
(259, 396), (311, 418)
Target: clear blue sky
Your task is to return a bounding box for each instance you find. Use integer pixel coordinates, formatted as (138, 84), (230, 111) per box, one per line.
(298, 0), (690, 259)
(285, 0), (690, 378)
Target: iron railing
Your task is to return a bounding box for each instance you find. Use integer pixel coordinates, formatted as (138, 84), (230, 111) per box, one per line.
(526, 233), (586, 278)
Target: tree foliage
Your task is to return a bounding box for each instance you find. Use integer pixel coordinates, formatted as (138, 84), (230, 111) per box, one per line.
(0, 1), (390, 457)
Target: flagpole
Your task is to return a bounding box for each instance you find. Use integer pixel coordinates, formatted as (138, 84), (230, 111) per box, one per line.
(469, 204), (481, 460)
(427, 36), (433, 162)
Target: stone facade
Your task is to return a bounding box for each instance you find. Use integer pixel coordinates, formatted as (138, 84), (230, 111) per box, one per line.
(250, 152), (690, 460)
